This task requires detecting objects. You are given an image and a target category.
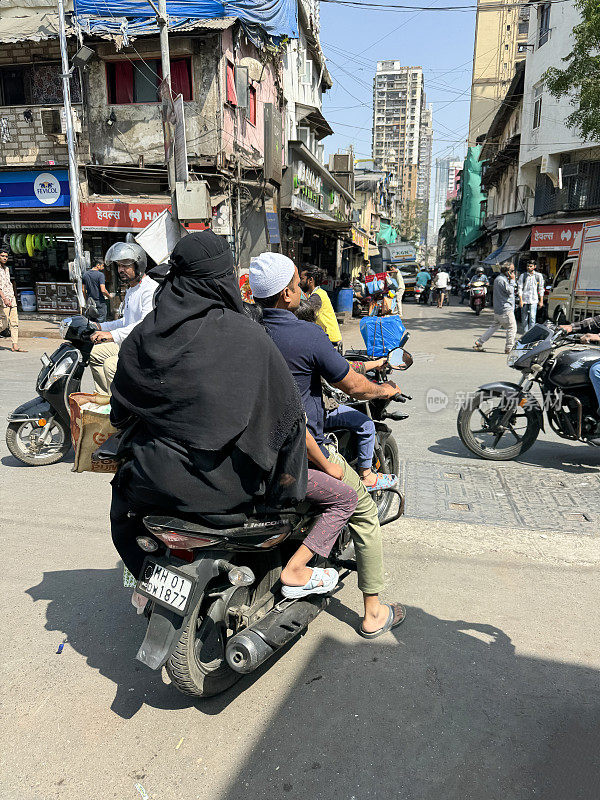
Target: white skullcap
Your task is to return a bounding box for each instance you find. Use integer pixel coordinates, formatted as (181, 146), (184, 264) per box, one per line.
(249, 252), (295, 298)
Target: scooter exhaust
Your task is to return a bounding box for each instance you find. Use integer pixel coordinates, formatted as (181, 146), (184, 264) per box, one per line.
(226, 595), (328, 674)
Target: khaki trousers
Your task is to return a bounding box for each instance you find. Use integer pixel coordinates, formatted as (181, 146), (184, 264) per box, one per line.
(326, 447), (385, 595)
(1, 305), (18, 348)
(89, 342), (120, 395)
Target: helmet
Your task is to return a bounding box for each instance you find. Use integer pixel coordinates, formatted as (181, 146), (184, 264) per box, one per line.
(475, 266), (485, 273)
(104, 241), (147, 276)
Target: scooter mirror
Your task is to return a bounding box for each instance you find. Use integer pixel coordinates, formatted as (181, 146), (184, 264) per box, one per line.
(388, 346), (411, 370)
(84, 297), (100, 321)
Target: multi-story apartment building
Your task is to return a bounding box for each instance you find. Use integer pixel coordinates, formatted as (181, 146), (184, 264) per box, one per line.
(468, 0), (530, 145)
(430, 157), (463, 246)
(417, 103), (433, 245)
(372, 62), (431, 241)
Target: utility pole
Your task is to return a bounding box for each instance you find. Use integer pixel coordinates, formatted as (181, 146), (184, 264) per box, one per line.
(57, 0), (85, 307)
(156, 0), (179, 231)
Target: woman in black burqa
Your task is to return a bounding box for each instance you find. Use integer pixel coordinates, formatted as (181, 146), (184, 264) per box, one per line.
(109, 230), (307, 578)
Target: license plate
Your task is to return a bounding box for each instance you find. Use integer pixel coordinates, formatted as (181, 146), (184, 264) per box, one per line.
(136, 560), (193, 615)
(40, 353), (51, 367)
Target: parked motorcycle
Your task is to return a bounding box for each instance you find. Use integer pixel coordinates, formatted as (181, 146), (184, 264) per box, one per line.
(457, 322), (600, 460)
(111, 347), (409, 699)
(6, 309), (97, 465)
(469, 280), (487, 315)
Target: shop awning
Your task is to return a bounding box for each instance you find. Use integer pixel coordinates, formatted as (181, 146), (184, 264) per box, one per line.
(483, 227), (530, 265)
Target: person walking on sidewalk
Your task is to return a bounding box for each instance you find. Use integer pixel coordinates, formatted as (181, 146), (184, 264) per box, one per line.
(0, 247), (26, 352)
(82, 259), (113, 323)
(473, 263), (517, 354)
(518, 260), (544, 334)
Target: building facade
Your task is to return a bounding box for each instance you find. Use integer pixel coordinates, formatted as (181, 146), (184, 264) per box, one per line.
(430, 157), (463, 248)
(519, 0), (600, 279)
(417, 103), (433, 246)
(468, 0), (529, 145)
(372, 62), (431, 242)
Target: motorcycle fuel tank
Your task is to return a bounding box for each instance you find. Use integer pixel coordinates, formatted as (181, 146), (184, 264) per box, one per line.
(548, 349), (600, 388)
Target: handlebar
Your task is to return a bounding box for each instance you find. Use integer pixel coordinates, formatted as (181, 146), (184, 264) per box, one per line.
(394, 392), (412, 403)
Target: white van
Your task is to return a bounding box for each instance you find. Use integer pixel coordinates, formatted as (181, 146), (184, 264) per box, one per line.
(547, 221), (600, 324)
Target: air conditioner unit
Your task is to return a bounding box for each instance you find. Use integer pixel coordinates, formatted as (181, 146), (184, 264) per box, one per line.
(175, 180), (211, 222)
(60, 108), (82, 135)
(40, 109), (61, 136)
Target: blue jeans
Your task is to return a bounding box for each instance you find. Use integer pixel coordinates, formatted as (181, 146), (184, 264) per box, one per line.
(589, 360), (600, 412)
(324, 404), (376, 470)
(521, 303), (537, 333)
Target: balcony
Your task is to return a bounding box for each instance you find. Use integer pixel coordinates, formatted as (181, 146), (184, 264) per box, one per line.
(534, 161), (600, 217)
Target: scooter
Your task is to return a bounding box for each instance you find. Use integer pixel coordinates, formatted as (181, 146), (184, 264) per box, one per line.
(102, 348), (409, 699)
(469, 281), (487, 315)
(6, 308), (96, 465)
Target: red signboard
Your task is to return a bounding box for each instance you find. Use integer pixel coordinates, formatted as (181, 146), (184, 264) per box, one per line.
(80, 201), (208, 233)
(530, 223), (583, 251)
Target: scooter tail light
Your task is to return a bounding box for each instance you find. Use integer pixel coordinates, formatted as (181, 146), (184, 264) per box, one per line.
(150, 530), (220, 550)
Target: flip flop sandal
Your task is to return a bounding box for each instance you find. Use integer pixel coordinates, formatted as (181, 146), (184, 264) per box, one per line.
(281, 566), (339, 599)
(358, 602), (406, 640)
(364, 472), (398, 492)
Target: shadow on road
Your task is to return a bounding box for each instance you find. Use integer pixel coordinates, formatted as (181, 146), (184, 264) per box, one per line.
(429, 434), (600, 474)
(1, 450), (74, 468)
(214, 602), (600, 800)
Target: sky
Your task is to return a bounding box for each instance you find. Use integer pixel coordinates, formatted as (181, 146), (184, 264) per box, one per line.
(319, 0), (478, 220)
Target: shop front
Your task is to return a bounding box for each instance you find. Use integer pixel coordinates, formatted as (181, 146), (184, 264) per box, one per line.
(530, 222), (583, 279)
(0, 169), (78, 314)
(280, 142), (353, 281)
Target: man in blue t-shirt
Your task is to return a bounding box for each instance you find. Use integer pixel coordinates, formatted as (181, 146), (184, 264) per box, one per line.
(250, 252), (406, 640)
(82, 260), (112, 323)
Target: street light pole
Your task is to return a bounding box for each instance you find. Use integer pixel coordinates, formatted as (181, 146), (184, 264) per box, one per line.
(157, 0), (179, 229)
(57, 0), (85, 308)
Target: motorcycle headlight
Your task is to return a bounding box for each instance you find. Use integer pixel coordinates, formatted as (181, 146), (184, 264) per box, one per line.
(43, 354), (77, 388)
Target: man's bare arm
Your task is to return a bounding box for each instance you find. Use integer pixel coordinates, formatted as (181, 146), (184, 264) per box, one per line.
(333, 367), (398, 401)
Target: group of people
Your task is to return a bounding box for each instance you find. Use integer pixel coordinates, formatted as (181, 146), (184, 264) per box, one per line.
(415, 266), (451, 308)
(473, 260), (545, 353)
(95, 232), (405, 639)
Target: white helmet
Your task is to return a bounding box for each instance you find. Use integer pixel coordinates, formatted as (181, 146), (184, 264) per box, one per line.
(105, 241), (147, 277)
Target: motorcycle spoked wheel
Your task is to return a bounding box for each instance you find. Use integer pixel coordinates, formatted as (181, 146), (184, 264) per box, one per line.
(5, 419), (71, 466)
(371, 435), (400, 521)
(457, 391), (541, 461)
(166, 557), (280, 698)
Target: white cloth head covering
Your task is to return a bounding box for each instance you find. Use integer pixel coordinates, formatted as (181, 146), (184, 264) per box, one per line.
(249, 252), (295, 298)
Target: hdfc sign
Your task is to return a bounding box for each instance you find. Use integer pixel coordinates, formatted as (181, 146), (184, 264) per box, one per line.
(80, 201), (208, 233)
(531, 223), (583, 251)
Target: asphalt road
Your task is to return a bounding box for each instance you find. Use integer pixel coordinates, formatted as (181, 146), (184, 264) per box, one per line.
(1, 301), (599, 800)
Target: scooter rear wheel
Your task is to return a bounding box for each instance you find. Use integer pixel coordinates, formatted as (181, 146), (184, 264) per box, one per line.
(6, 419), (71, 466)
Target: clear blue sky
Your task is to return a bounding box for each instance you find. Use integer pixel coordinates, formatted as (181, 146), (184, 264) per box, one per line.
(320, 1), (477, 183)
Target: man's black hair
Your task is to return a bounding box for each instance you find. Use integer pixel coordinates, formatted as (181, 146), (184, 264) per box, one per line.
(0, 247), (9, 255)
(301, 264), (322, 285)
(295, 299), (317, 324)
(242, 301), (264, 324)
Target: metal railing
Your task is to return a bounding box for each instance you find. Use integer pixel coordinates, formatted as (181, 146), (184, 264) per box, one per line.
(533, 162), (600, 216)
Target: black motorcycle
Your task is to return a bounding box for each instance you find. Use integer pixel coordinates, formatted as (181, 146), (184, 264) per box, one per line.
(325, 347), (411, 520)
(105, 347), (410, 699)
(6, 312), (96, 465)
(457, 322), (600, 460)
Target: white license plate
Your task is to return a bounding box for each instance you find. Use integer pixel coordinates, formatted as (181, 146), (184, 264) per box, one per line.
(137, 561), (193, 614)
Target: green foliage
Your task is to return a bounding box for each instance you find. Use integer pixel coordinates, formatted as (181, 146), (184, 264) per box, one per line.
(545, 0), (600, 140)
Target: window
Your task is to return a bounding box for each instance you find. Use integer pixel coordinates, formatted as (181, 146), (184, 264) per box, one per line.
(248, 85), (257, 125)
(518, 21), (528, 35)
(538, 2), (551, 47)
(106, 58), (191, 104)
(0, 62), (81, 106)
(533, 84), (543, 129)
(226, 61), (237, 105)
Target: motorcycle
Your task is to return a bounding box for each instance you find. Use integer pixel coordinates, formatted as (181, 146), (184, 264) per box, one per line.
(457, 322), (600, 460)
(107, 347), (410, 699)
(469, 280), (487, 315)
(6, 307), (97, 465)
(413, 284), (429, 305)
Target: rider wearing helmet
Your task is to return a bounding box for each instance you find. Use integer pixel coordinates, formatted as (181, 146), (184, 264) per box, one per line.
(470, 265), (489, 284)
(89, 242), (158, 394)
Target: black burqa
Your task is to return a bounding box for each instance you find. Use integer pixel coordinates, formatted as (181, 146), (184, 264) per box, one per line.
(110, 232), (307, 575)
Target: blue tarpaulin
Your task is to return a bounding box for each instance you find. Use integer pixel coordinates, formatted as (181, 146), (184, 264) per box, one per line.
(73, 0), (298, 42)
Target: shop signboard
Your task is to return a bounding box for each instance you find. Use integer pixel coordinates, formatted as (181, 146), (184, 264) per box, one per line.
(265, 197), (280, 244)
(531, 223), (583, 251)
(80, 201), (209, 233)
(0, 170), (69, 209)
